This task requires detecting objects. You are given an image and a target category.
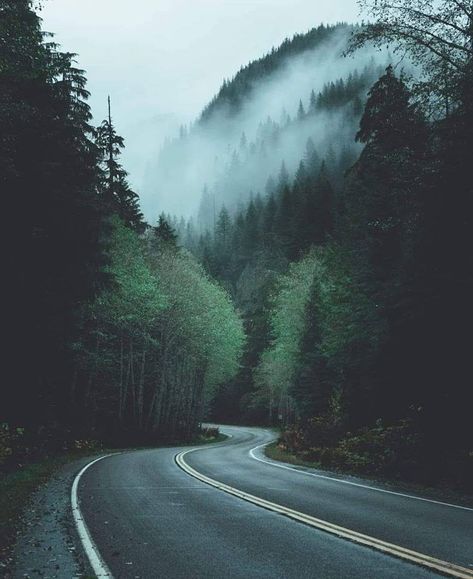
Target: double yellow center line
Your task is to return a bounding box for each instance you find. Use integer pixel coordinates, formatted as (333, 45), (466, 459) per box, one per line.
(176, 448), (473, 579)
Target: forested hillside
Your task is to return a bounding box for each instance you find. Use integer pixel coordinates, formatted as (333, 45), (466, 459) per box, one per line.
(171, 2), (472, 489)
(1, 0), (244, 460)
(142, 23), (386, 218)
(199, 23), (358, 122)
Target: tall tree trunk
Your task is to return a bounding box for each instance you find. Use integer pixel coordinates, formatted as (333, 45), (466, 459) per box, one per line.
(137, 348), (146, 428)
(118, 334), (124, 420)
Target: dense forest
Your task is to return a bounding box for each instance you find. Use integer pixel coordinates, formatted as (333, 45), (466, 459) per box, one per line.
(170, 2), (471, 488)
(1, 0), (244, 460)
(2, 0), (472, 492)
(142, 23), (385, 219)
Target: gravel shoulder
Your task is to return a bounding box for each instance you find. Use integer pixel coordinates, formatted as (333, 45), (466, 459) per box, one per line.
(6, 454), (105, 579)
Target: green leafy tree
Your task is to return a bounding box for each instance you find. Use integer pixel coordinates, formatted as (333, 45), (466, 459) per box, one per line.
(350, 0), (473, 113)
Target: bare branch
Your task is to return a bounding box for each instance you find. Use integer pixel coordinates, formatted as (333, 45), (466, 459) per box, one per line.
(399, 21), (472, 57)
(382, 2), (471, 37)
(449, 0), (473, 20)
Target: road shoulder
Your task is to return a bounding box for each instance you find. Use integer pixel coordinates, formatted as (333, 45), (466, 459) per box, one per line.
(6, 455), (102, 579)
(264, 442), (473, 510)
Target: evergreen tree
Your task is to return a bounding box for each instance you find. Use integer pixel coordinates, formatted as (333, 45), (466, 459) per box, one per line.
(309, 89), (317, 115)
(297, 99), (306, 121)
(154, 214), (178, 246)
(2, 0), (110, 430)
(276, 161), (289, 194)
(94, 97), (144, 232)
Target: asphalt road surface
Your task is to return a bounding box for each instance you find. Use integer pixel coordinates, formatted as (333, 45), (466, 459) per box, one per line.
(77, 425), (473, 578)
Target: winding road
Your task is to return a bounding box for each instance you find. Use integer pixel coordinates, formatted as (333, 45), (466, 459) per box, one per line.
(75, 425), (473, 578)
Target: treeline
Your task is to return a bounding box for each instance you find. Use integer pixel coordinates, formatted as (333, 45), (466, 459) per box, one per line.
(180, 138), (348, 425)
(195, 62), (380, 221)
(149, 26), (383, 224)
(1, 0), (243, 456)
(186, 1), (473, 488)
(200, 23), (356, 122)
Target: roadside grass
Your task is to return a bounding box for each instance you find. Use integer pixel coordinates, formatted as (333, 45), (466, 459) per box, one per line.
(265, 442), (473, 509)
(194, 432), (228, 445)
(265, 442), (322, 468)
(0, 429), (228, 571)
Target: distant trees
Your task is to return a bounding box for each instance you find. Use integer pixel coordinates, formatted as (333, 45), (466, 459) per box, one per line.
(200, 24), (355, 123)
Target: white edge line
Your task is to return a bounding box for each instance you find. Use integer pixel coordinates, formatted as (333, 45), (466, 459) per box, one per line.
(70, 433), (231, 578)
(71, 454), (120, 578)
(249, 442), (473, 513)
(176, 447), (473, 579)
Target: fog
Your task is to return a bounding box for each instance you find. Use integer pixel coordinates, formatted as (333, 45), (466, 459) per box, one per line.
(40, 0), (362, 220)
(142, 29), (388, 221)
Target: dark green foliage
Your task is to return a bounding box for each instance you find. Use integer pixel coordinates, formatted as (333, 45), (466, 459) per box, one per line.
(191, 52), (472, 487)
(2, 0), (109, 431)
(94, 100), (145, 232)
(1, 2), (243, 453)
(154, 213), (178, 245)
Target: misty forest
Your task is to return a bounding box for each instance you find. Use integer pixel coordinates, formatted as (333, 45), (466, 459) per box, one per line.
(2, 0), (473, 526)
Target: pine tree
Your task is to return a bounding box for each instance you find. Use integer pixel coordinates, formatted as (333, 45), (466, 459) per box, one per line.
(277, 161), (289, 194)
(243, 199), (261, 256)
(304, 138), (321, 178)
(2, 0), (110, 429)
(297, 99), (306, 121)
(309, 89), (317, 115)
(215, 205), (233, 263)
(154, 214), (178, 246)
(94, 97), (144, 231)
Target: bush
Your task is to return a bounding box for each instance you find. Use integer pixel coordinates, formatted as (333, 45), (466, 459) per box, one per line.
(334, 419), (423, 478)
(278, 416), (472, 489)
(199, 426), (220, 440)
(280, 417), (428, 479)
(302, 415), (344, 448)
(278, 415), (343, 457)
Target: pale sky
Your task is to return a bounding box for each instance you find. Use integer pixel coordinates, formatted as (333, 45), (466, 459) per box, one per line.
(40, 0), (361, 192)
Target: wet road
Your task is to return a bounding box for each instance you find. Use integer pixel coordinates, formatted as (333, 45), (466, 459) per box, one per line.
(76, 425), (473, 578)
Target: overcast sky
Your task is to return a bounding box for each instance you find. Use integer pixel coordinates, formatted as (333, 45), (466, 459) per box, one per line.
(40, 0), (361, 194)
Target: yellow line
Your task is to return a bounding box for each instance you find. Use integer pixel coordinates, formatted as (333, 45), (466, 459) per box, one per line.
(176, 449), (473, 579)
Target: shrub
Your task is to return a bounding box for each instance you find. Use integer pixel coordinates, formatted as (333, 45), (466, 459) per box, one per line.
(200, 426), (220, 440)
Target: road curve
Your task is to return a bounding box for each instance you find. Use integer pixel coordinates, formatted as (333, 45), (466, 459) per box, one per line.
(76, 425), (472, 578)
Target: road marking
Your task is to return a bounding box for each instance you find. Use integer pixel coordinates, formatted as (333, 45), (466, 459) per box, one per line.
(176, 448), (473, 579)
(71, 454), (119, 578)
(70, 435), (231, 576)
(249, 442), (473, 512)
